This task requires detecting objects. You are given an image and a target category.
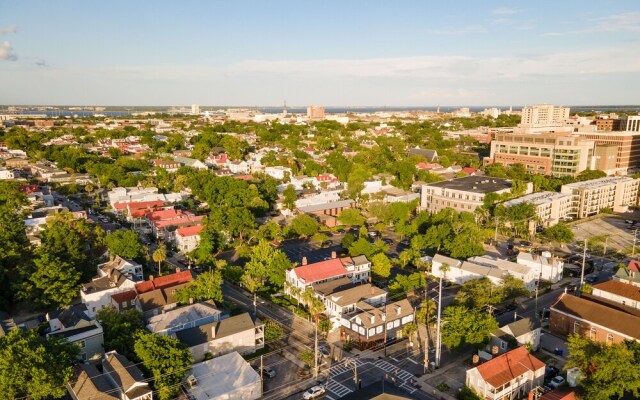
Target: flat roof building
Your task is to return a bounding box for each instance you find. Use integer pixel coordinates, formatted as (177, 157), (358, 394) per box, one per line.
(502, 191), (572, 230)
(560, 176), (640, 218)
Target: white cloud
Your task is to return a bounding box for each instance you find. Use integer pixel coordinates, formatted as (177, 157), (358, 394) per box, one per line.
(544, 12), (640, 36)
(492, 7), (520, 15)
(0, 41), (17, 61)
(0, 24), (16, 35)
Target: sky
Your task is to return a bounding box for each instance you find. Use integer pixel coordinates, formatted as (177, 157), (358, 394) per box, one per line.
(1, 0), (640, 107)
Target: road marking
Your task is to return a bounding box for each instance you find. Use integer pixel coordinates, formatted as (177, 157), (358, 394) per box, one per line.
(325, 379), (352, 397)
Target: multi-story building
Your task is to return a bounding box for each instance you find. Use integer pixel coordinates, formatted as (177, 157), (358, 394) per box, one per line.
(620, 114), (640, 132)
(420, 176), (529, 213)
(174, 224), (203, 252)
(550, 293), (640, 343)
(47, 305), (104, 362)
(466, 347), (545, 400)
(307, 105), (325, 119)
(560, 176), (640, 218)
(573, 130), (640, 174)
(489, 132), (595, 177)
(502, 191), (572, 230)
(595, 116), (621, 132)
(590, 280), (640, 310)
(285, 255), (371, 293)
(520, 104), (570, 127)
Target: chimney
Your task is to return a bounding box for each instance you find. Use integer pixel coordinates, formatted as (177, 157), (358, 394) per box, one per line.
(189, 297), (194, 305)
(370, 315), (375, 324)
(331, 251), (337, 259)
(302, 257), (308, 266)
(149, 275), (154, 281)
(396, 306), (401, 315)
(492, 345), (499, 355)
(514, 312), (518, 321)
(175, 266), (181, 273)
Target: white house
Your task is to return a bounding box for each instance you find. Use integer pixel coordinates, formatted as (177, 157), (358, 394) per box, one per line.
(432, 254), (536, 290)
(466, 347), (545, 400)
(312, 278), (387, 326)
(286, 255), (371, 293)
(174, 224), (204, 253)
(264, 166), (292, 180)
(591, 280), (640, 310)
(489, 317), (542, 354)
(516, 252), (564, 283)
(0, 167), (15, 180)
(186, 351), (262, 400)
(98, 256), (144, 282)
(80, 270), (137, 318)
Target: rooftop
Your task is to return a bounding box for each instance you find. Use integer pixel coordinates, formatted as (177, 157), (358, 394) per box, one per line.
(503, 191), (571, 207)
(135, 270), (194, 294)
(312, 277), (354, 296)
(68, 364), (119, 400)
(329, 284), (386, 307)
(176, 312), (260, 347)
(475, 347), (545, 388)
(177, 224), (204, 237)
(146, 301), (220, 333)
(422, 176), (513, 194)
(551, 293), (640, 340)
(292, 258), (349, 284)
(188, 351), (261, 400)
(592, 280), (640, 302)
(298, 199), (355, 213)
(562, 176), (637, 190)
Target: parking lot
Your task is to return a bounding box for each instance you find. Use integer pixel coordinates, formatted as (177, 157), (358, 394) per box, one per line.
(250, 353), (302, 396)
(571, 216), (637, 254)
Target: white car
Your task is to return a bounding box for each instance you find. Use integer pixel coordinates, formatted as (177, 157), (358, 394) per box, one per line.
(303, 385), (325, 399)
(547, 375), (565, 389)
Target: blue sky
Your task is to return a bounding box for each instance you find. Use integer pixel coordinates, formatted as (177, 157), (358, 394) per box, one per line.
(1, 1), (639, 106)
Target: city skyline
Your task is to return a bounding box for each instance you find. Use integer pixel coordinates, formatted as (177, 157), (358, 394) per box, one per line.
(1, 0), (640, 106)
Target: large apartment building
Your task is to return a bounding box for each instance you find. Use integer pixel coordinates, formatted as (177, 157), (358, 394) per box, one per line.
(420, 176), (530, 214)
(573, 130), (640, 174)
(560, 176), (640, 218)
(489, 132), (595, 177)
(520, 104), (570, 127)
(502, 191), (572, 229)
(620, 114), (640, 132)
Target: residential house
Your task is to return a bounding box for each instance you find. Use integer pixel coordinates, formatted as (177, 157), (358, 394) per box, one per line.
(0, 167), (15, 180)
(468, 256), (537, 291)
(408, 148), (439, 162)
(47, 305), (104, 361)
(264, 166), (292, 180)
(113, 200), (166, 223)
(110, 290), (140, 312)
(286, 255), (371, 293)
(185, 351), (262, 400)
(146, 301), (222, 335)
(174, 224), (204, 253)
(175, 312), (264, 362)
(591, 280), (640, 309)
(146, 209), (204, 240)
(174, 156), (208, 170)
(465, 347), (545, 400)
(102, 351), (153, 400)
(99, 255), (144, 282)
(137, 283), (189, 318)
(340, 299), (414, 349)
(313, 278), (386, 322)
(153, 159), (181, 173)
(614, 260), (640, 286)
(549, 293), (640, 343)
(489, 317), (542, 354)
(432, 254), (534, 289)
(298, 199), (355, 227)
(516, 252), (564, 283)
(67, 352), (152, 400)
(81, 269), (137, 318)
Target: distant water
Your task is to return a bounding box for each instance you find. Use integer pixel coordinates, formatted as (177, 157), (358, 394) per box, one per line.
(10, 105), (640, 117)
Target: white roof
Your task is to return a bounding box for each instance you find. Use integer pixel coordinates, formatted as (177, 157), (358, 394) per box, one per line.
(502, 191), (571, 207)
(562, 176), (636, 190)
(188, 351), (261, 400)
(432, 254), (462, 268)
(467, 256), (532, 276)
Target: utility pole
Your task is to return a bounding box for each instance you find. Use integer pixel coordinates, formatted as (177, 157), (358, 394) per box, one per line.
(435, 276), (443, 368)
(260, 355), (264, 393)
(314, 314), (319, 379)
(633, 229), (638, 257)
(383, 302), (388, 356)
(423, 272), (429, 374)
(534, 286), (539, 318)
(580, 239), (587, 287)
(494, 216), (499, 243)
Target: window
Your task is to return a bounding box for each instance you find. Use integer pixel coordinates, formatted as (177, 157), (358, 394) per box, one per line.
(590, 328), (596, 340)
(500, 341), (506, 349)
(573, 321), (580, 333)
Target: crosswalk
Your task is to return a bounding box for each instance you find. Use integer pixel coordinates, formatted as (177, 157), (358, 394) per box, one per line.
(324, 378), (353, 397)
(373, 359), (414, 381)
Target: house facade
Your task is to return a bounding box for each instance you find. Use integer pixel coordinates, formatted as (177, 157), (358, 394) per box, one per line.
(286, 255), (371, 293)
(47, 305), (104, 362)
(339, 299), (414, 349)
(81, 270), (137, 318)
(591, 280), (640, 310)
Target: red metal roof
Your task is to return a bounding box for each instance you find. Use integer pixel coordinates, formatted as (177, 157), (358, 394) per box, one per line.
(628, 259), (640, 273)
(293, 259), (348, 284)
(111, 290), (137, 303)
(113, 200), (165, 210)
(177, 224), (204, 237)
(135, 270), (193, 294)
(476, 347), (545, 388)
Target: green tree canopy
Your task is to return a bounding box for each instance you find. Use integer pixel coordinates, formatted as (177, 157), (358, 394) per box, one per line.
(282, 184), (297, 211)
(441, 305), (498, 350)
(23, 253), (81, 308)
(0, 329), (79, 399)
(174, 270), (224, 304)
(105, 230), (145, 259)
(337, 208), (365, 226)
(542, 222), (575, 246)
(96, 307), (145, 360)
(371, 253), (392, 279)
(289, 214), (320, 238)
(454, 278), (502, 310)
(576, 169), (607, 182)
(134, 332), (193, 400)
(0, 202), (32, 308)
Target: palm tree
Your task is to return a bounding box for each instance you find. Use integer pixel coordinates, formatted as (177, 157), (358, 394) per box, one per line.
(289, 285), (302, 313)
(152, 243), (167, 276)
(303, 287), (325, 379)
(439, 263), (450, 281)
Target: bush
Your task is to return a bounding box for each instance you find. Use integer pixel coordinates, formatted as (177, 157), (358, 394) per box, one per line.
(436, 383), (450, 392)
(343, 341), (353, 352)
(458, 385), (482, 400)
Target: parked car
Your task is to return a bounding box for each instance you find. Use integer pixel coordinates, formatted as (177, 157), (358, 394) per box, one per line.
(382, 238), (393, 245)
(303, 385), (325, 399)
(585, 274), (599, 284)
(321, 240), (333, 248)
(566, 283), (577, 292)
(545, 366), (560, 381)
(539, 307), (550, 320)
(547, 375), (565, 389)
(261, 367), (276, 378)
(319, 346), (330, 358)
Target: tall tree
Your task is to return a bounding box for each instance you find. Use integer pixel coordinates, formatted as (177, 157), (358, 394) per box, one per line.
(105, 230), (145, 259)
(371, 253), (392, 279)
(96, 307), (145, 361)
(290, 214), (320, 238)
(337, 208), (365, 227)
(174, 270), (224, 304)
(282, 184), (297, 211)
(152, 243), (167, 275)
(0, 203), (32, 308)
(454, 278), (501, 310)
(134, 332), (192, 400)
(0, 329), (79, 400)
(542, 223), (574, 247)
(441, 305), (498, 350)
(24, 253), (81, 308)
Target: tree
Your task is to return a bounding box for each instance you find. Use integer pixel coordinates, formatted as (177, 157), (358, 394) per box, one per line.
(290, 214), (320, 238)
(225, 207), (257, 241)
(134, 332), (192, 400)
(454, 278), (501, 310)
(174, 270), (224, 304)
(299, 350), (315, 368)
(402, 322), (418, 341)
(302, 287), (325, 378)
(566, 334), (640, 400)
(0, 329), (79, 399)
(282, 184), (297, 211)
(458, 386), (483, 400)
(416, 299), (436, 326)
(96, 307), (145, 360)
(24, 253), (81, 308)
(441, 305), (498, 350)
(542, 223), (574, 247)
(388, 272), (425, 297)
(105, 230), (145, 259)
(0, 203), (32, 309)
(371, 253), (392, 279)
(264, 319), (285, 341)
(348, 237), (374, 257)
(577, 169), (607, 182)
(152, 243), (167, 275)
(190, 220), (224, 268)
(337, 208), (365, 227)
(341, 232), (356, 249)
(501, 274), (530, 302)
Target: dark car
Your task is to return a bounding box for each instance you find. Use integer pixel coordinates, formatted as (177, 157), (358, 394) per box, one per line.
(539, 307), (550, 319)
(566, 283), (577, 292)
(382, 238), (393, 245)
(545, 366), (560, 381)
(504, 303), (517, 312)
(261, 367), (276, 378)
(321, 240), (333, 248)
(585, 275), (599, 284)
